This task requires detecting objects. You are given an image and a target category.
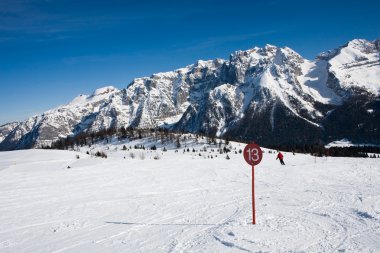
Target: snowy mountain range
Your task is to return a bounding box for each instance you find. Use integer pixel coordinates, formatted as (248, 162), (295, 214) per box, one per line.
(1, 38), (380, 150)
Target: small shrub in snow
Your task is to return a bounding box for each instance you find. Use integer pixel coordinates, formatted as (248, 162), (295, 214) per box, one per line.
(226, 155), (230, 160)
(223, 147), (230, 153)
(95, 151), (107, 158)
(153, 154), (160, 160)
(123, 145), (127, 150)
(86, 151), (90, 155)
(76, 154), (80, 159)
(130, 152), (135, 159)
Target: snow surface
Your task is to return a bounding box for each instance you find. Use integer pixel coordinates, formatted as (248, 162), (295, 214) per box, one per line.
(299, 59), (341, 105)
(325, 139), (354, 148)
(0, 139), (379, 252)
(326, 139), (380, 148)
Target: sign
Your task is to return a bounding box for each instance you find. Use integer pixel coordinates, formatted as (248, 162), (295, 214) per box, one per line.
(243, 142), (263, 225)
(243, 143), (263, 166)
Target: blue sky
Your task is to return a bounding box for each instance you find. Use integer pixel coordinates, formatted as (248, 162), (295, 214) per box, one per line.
(1, 0), (379, 125)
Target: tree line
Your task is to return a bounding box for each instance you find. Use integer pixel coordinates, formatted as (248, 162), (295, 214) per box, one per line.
(47, 126), (218, 150)
(265, 144), (380, 158)
(45, 126), (380, 158)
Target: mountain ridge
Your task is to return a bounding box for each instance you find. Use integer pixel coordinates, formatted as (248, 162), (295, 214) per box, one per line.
(1, 38), (379, 150)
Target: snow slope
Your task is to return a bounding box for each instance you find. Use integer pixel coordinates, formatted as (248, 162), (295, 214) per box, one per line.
(0, 141), (379, 252)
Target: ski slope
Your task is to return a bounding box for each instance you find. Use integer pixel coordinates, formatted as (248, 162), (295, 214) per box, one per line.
(0, 141), (379, 252)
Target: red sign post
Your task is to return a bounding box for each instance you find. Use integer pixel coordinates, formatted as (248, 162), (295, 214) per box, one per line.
(243, 143), (263, 224)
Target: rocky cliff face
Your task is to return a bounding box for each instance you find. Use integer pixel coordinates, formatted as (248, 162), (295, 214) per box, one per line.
(1, 38), (379, 150)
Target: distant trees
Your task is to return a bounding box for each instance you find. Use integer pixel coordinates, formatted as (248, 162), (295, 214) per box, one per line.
(46, 125), (380, 158)
(266, 143), (380, 158)
(176, 136), (181, 148)
(49, 125), (189, 152)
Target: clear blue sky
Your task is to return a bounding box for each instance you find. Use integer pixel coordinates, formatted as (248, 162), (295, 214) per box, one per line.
(1, 0), (379, 125)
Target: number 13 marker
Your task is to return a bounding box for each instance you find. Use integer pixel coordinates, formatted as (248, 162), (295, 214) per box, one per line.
(243, 143), (263, 224)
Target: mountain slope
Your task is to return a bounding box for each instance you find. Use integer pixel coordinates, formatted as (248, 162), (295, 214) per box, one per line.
(1, 38), (379, 150)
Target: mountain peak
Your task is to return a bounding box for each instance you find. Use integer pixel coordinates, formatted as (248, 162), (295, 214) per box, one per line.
(326, 38), (380, 94)
(345, 38), (378, 53)
(348, 38), (369, 45)
(69, 94), (88, 105)
(264, 44), (278, 50)
(69, 86), (118, 106)
(91, 86), (118, 97)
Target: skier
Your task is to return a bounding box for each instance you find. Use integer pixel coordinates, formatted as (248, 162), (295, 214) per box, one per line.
(276, 152), (285, 165)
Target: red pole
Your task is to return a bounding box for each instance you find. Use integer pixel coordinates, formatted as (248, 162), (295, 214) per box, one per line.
(252, 162), (256, 224)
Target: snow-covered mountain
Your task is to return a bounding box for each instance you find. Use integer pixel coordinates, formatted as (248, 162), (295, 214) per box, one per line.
(1, 38), (380, 150)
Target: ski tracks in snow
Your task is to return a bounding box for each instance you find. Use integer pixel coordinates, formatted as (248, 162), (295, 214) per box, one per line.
(170, 200), (251, 252)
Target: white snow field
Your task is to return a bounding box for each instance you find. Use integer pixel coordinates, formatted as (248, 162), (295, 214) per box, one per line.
(0, 141), (379, 253)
